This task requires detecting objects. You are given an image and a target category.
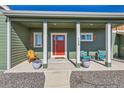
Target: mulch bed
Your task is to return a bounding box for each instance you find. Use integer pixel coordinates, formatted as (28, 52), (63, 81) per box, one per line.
(0, 72), (45, 88)
(70, 71), (124, 88)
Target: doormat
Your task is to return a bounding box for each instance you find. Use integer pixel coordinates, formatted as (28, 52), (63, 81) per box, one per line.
(55, 57), (65, 59)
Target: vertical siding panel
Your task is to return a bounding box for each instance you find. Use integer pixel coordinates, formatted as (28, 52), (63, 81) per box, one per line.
(0, 14), (7, 70)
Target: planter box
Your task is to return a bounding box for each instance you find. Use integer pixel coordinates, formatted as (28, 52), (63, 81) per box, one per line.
(81, 59), (91, 68)
(32, 60), (42, 69)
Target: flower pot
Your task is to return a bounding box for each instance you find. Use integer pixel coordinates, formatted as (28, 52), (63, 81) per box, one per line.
(32, 60), (42, 69)
(82, 59), (91, 68)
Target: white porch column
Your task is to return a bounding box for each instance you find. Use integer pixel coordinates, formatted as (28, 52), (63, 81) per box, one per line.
(7, 17), (11, 70)
(43, 20), (48, 68)
(105, 23), (112, 67)
(76, 21), (81, 68)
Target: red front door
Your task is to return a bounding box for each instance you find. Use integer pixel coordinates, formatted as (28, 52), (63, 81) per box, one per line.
(53, 35), (65, 56)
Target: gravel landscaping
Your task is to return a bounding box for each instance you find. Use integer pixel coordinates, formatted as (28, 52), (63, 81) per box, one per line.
(0, 72), (45, 88)
(70, 71), (124, 88)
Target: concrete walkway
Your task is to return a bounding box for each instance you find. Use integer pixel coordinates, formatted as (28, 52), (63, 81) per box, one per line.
(44, 70), (71, 88)
(44, 60), (73, 88)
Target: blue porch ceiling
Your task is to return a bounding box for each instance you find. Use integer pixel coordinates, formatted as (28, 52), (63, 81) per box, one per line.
(8, 5), (124, 12)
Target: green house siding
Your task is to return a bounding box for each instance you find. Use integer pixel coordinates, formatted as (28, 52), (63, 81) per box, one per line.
(0, 15), (7, 70)
(11, 22), (30, 67)
(119, 35), (124, 58)
(66, 29), (76, 59)
(81, 29), (106, 51)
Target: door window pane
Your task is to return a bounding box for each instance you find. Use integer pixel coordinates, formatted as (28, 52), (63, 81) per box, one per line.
(56, 36), (64, 40)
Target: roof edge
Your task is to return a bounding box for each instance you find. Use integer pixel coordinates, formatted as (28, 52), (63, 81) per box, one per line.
(3, 10), (124, 18)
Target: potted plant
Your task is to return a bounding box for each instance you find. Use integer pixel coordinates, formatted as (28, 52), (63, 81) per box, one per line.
(32, 59), (42, 69)
(82, 58), (91, 68)
(27, 50), (42, 69)
(81, 51), (91, 68)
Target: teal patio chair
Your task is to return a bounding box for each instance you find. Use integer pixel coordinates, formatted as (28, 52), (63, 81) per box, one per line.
(89, 51), (97, 59)
(97, 50), (106, 61)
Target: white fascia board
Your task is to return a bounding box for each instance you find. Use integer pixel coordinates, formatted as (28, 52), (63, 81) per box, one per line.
(3, 10), (124, 18)
(112, 30), (117, 33)
(117, 30), (124, 32)
(113, 30), (124, 33)
(113, 30), (124, 35)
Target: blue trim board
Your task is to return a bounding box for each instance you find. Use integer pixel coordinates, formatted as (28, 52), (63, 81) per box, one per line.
(8, 5), (124, 12)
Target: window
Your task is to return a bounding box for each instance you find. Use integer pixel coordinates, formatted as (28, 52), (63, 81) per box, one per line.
(80, 33), (93, 42)
(34, 32), (42, 47)
(56, 36), (64, 40)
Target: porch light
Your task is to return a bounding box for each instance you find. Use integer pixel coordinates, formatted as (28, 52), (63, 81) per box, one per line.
(89, 24), (94, 26)
(53, 23), (57, 26)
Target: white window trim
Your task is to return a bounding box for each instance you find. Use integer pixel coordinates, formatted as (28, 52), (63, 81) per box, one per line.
(80, 33), (93, 42)
(33, 32), (42, 48)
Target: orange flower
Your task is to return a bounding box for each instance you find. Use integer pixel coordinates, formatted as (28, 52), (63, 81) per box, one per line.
(27, 50), (37, 63)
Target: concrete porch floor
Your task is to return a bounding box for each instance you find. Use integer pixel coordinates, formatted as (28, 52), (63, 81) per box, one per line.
(4, 59), (124, 73)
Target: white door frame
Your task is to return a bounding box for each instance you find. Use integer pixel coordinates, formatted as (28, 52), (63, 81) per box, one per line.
(51, 33), (67, 58)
